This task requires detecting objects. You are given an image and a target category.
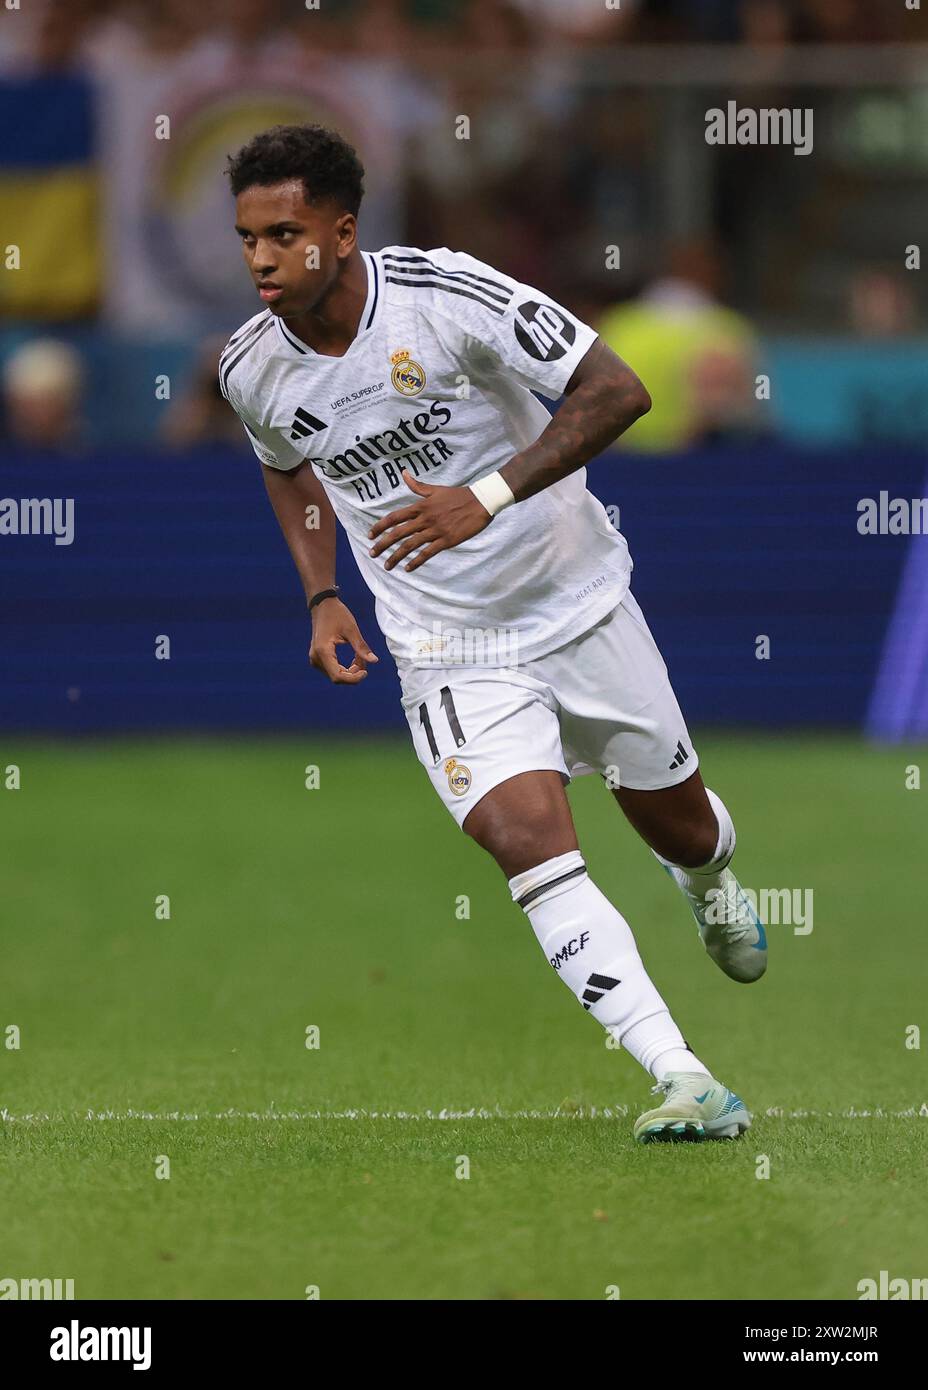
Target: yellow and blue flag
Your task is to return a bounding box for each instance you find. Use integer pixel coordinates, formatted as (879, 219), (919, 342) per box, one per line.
(0, 73), (99, 319)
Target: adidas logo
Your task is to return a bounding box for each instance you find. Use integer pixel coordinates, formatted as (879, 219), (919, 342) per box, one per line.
(668, 740), (689, 770)
(581, 972), (620, 1011)
(289, 407), (327, 441)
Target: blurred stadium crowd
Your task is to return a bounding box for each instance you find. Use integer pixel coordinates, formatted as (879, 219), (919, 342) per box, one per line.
(0, 0), (925, 452)
(1, 0), (919, 63)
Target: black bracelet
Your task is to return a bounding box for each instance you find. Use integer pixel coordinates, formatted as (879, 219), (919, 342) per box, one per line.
(308, 587), (340, 612)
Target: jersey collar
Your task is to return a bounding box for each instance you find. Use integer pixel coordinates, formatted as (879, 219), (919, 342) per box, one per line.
(275, 250), (381, 358)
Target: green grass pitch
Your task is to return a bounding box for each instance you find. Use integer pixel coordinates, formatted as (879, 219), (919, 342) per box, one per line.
(2, 732), (925, 1300)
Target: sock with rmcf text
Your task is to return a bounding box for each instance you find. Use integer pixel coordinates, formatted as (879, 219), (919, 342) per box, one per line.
(509, 851), (710, 1081)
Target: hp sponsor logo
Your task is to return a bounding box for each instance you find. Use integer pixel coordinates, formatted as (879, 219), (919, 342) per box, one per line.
(514, 301), (577, 362)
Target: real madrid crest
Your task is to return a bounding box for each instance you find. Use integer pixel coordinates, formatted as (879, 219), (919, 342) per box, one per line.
(444, 756), (472, 797)
(390, 348), (426, 396)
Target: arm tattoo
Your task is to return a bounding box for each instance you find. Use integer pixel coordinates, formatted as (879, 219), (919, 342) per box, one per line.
(500, 341), (649, 503)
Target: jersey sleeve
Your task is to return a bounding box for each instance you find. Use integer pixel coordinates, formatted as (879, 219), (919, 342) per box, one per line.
(222, 377), (303, 472)
(422, 246), (599, 399)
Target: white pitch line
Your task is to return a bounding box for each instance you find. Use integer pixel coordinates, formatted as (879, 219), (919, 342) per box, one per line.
(2, 1105), (927, 1124)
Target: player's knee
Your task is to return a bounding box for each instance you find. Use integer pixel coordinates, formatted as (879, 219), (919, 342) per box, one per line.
(465, 816), (563, 879)
(659, 818), (719, 870)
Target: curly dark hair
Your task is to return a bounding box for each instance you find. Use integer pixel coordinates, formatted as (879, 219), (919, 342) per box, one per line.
(224, 123), (365, 217)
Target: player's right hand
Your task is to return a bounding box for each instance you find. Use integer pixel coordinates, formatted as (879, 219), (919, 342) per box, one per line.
(309, 599), (379, 684)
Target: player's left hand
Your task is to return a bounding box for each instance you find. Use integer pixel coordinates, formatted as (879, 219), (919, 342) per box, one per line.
(368, 470), (494, 572)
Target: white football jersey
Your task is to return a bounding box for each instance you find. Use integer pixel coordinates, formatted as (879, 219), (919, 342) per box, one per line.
(220, 245), (633, 667)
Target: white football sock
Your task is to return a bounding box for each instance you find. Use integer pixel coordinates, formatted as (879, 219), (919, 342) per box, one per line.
(509, 851), (709, 1079)
(654, 787), (736, 900)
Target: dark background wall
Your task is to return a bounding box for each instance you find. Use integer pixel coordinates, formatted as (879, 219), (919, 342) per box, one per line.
(2, 444), (923, 734)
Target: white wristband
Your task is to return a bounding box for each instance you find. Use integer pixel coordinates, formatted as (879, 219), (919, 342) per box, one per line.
(469, 470), (516, 517)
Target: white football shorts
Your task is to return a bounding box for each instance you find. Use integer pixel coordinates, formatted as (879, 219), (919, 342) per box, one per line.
(398, 590), (698, 828)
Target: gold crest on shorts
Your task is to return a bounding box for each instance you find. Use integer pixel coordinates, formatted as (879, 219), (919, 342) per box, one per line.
(444, 756), (472, 797)
(390, 348), (426, 396)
